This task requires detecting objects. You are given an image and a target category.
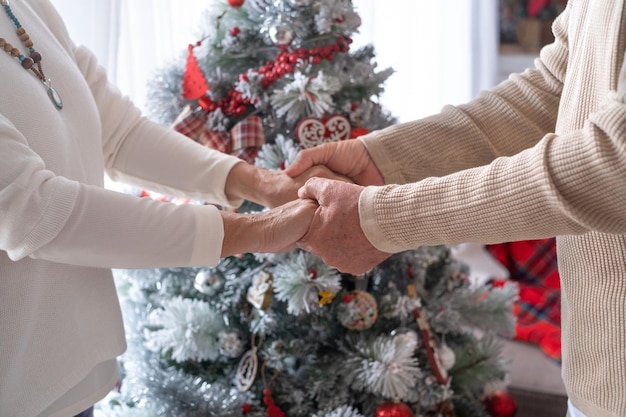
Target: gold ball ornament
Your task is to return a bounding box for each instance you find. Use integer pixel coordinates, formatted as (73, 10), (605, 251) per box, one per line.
(337, 290), (378, 330)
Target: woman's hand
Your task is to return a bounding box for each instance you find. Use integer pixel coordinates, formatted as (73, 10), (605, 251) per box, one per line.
(220, 198), (318, 257)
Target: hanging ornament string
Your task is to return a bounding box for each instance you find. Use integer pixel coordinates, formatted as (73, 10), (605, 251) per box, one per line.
(0, 0), (63, 109)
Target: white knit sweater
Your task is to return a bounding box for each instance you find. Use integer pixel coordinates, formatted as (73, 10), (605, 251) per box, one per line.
(360, 1), (626, 416)
(0, 1), (243, 416)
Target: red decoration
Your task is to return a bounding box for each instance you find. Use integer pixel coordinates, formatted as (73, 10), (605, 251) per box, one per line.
(263, 388), (285, 417)
(413, 308), (450, 385)
(182, 44), (209, 100)
(483, 390), (517, 417)
(188, 35), (351, 119)
(350, 126), (369, 138)
(242, 403), (252, 414)
(375, 401), (414, 417)
(228, 0), (245, 7)
(527, 0), (550, 17)
(172, 107), (265, 164)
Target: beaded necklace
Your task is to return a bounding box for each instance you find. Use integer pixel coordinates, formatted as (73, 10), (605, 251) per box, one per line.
(0, 0), (62, 109)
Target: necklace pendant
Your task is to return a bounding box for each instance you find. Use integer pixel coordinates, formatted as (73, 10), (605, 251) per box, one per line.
(45, 80), (63, 110)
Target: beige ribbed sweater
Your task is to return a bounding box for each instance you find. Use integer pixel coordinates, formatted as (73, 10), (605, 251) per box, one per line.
(360, 1), (626, 416)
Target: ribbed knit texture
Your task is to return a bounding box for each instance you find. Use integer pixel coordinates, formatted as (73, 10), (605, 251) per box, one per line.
(360, 1), (626, 416)
(0, 1), (242, 416)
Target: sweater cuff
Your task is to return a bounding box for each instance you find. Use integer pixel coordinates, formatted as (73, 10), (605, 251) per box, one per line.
(189, 204), (224, 267)
(359, 186), (400, 253)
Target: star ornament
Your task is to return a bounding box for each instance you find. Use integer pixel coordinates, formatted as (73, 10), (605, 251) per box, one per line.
(318, 290), (336, 306)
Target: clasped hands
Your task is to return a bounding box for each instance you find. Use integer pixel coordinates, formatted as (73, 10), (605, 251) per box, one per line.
(228, 139), (392, 274)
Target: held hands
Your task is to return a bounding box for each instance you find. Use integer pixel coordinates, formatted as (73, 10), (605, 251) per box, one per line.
(284, 139), (385, 187)
(220, 198), (319, 257)
(223, 139), (393, 274)
(296, 177), (392, 274)
(225, 161), (351, 209)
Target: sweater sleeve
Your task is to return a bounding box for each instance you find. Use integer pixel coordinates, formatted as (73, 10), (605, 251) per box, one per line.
(359, 4), (626, 252)
(0, 0), (232, 268)
(72, 45), (245, 208)
(359, 3), (569, 185)
(0, 115), (224, 268)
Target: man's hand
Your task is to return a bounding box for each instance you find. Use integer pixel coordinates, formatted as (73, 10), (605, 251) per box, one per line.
(225, 162), (350, 208)
(221, 198), (319, 257)
(284, 140), (385, 186)
(297, 177), (392, 274)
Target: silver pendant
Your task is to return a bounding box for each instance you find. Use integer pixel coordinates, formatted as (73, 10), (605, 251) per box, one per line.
(45, 79), (63, 110)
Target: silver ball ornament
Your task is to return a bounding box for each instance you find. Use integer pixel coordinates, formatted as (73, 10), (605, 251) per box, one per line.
(286, 0), (312, 6)
(194, 270), (225, 296)
(268, 21), (294, 46)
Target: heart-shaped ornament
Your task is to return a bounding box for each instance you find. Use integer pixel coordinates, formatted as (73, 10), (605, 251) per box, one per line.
(295, 114), (352, 148)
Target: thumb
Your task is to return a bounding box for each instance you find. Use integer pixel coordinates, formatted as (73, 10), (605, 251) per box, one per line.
(284, 152), (314, 178)
(284, 143), (336, 178)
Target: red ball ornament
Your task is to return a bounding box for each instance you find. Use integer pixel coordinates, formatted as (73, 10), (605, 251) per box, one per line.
(375, 401), (414, 417)
(228, 0), (245, 7)
(483, 390), (517, 417)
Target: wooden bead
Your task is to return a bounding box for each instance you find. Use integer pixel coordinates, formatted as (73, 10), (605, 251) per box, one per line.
(4, 43), (13, 52)
(24, 39), (33, 48)
(19, 33), (29, 41)
(16, 27), (25, 35)
(30, 51), (41, 63)
(21, 56), (33, 69)
(0, 38), (6, 47)
(10, 47), (19, 56)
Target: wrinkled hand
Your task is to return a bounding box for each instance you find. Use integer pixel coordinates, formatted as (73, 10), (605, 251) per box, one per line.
(284, 140), (385, 186)
(256, 165), (352, 208)
(221, 198), (319, 257)
(297, 177), (392, 274)
(225, 162), (351, 209)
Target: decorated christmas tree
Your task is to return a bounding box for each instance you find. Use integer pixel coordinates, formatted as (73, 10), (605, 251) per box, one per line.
(99, 1), (518, 416)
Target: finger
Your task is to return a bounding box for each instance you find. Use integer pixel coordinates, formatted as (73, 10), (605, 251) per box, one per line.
(284, 152), (314, 178)
(284, 143), (336, 178)
(297, 177), (328, 201)
(306, 165), (353, 184)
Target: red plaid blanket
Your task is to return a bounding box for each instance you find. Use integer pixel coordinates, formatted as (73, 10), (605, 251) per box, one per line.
(486, 238), (561, 363)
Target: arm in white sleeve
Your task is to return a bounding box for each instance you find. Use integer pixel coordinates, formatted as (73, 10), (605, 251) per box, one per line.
(0, 119), (222, 268)
(72, 45), (244, 208)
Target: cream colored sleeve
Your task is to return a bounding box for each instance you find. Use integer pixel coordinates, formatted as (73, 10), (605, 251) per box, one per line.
(29, 184), (225, 268)
(358, 5), (626, 253)
(359, 2), (569, 186)
(72, 45), (245, 209)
